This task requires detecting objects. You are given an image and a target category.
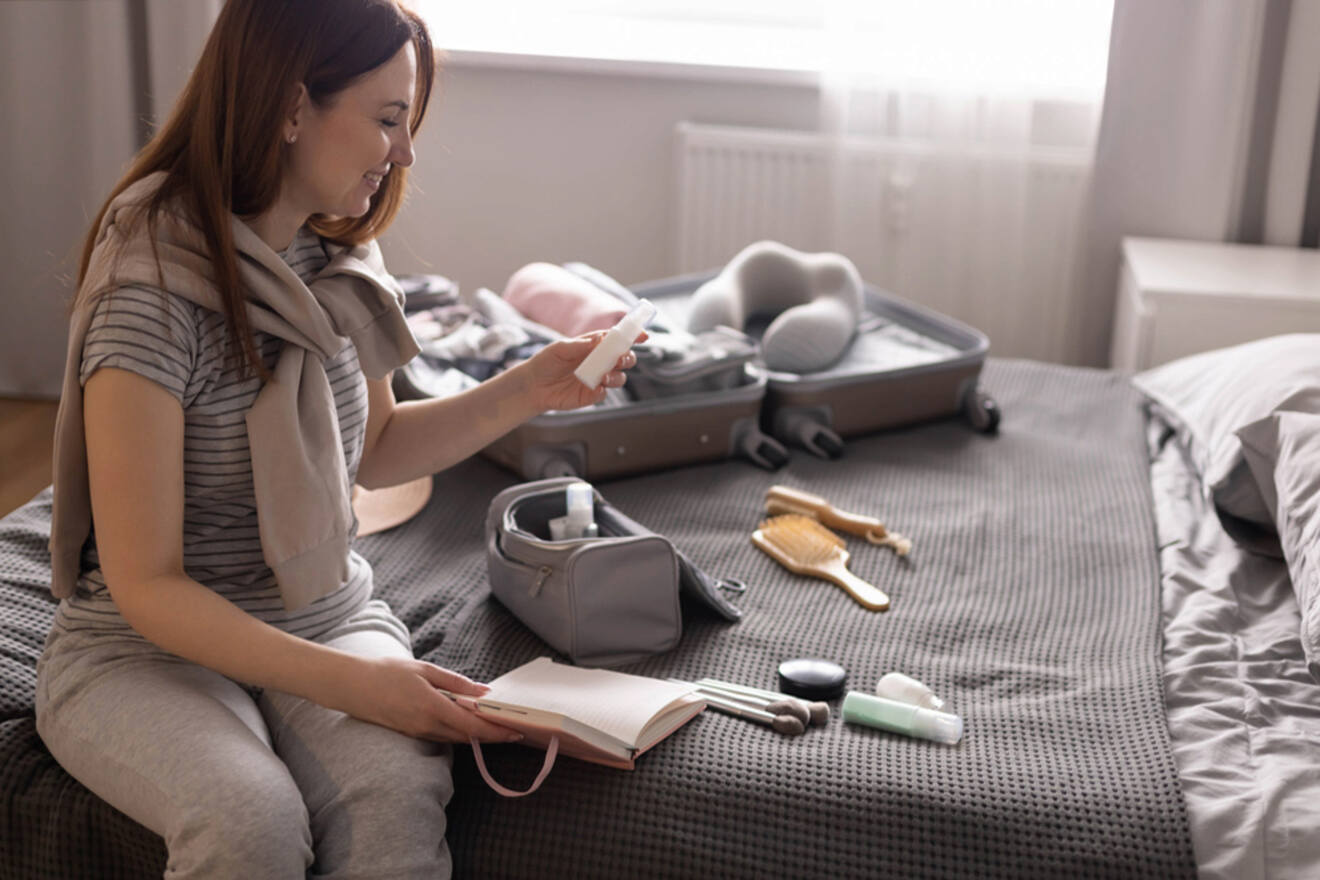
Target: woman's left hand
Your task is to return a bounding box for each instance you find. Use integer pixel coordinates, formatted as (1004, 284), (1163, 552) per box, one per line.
(524, 331), (645, 412)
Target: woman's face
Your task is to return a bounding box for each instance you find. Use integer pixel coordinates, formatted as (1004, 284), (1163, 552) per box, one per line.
(285, 42), (418, 220)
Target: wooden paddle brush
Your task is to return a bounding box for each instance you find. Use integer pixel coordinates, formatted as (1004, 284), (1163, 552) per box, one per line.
(752, 514), (891, 611)
(764, 485), (912, 556)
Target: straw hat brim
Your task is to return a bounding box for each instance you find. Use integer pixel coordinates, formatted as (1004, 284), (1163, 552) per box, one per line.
(351, 475), (433, 537)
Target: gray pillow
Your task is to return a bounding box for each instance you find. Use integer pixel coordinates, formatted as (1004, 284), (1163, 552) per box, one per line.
(1238, 411), (1320, 682)
(687, 240), (863, 373)
(1133, 334), (1320, 530)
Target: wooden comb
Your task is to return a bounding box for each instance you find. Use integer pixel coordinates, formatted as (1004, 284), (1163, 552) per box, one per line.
(752, 514), (891, 611)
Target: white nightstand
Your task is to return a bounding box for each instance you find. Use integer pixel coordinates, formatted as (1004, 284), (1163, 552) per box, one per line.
(1109, 237), (1320, 371)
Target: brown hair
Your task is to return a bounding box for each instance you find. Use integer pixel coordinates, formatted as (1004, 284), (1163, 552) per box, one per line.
(77, 0), (436, 377)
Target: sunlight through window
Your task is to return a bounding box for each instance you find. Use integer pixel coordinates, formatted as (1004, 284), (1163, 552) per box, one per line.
(413, 0), (1114, 98)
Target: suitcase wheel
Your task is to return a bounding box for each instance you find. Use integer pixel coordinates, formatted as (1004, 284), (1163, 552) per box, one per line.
(524, 447), (586, 479)
(738, 429), (790, 470)
(774, 409), (844, 460)
(963, 388), (1001, 434)
(800, 424), (844, 460)
(538, 457), (581, 478)
(756, 437), (791, 469)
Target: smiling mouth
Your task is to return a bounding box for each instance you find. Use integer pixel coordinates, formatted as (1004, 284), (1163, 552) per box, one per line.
(364, 168), (388, 188)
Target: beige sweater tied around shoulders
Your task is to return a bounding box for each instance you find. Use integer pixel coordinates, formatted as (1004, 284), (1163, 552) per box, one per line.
(48, 172), (421, 611)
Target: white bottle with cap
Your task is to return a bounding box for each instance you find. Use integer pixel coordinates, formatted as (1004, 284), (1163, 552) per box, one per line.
(573, 299), (657, 389)
(549, 482), (598, 540)
(875, 672), (944, 710)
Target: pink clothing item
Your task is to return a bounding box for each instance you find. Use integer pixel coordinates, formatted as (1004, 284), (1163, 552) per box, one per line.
(502, 263), (627, 337)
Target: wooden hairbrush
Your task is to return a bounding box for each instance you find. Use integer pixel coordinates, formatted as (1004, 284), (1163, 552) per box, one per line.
(752, 514), (891, 611)
(764, 485), (911, 556)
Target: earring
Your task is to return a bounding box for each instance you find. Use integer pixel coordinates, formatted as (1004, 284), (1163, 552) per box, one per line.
(287, 131), (298, 144)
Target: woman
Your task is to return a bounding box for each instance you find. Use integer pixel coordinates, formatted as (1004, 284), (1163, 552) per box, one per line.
(36, 1), (637, 876)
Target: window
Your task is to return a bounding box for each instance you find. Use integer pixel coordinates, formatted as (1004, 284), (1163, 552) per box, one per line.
(413, 0), (1113, 98)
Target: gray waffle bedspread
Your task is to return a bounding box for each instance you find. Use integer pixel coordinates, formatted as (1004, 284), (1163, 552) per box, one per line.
(0, 359), (1196, 878)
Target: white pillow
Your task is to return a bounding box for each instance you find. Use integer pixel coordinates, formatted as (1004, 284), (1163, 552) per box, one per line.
(1133, 334), (1320, 530)
(1238, 411), (1320, 681)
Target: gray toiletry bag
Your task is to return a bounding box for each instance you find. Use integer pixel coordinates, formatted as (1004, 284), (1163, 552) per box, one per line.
(486, 478), (683, 667)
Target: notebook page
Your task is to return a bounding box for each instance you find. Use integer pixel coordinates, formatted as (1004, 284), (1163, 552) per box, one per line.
(487, 658), (695, 746)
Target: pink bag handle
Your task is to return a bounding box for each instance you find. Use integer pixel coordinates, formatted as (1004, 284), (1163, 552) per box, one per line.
(469, 736), (559, 797)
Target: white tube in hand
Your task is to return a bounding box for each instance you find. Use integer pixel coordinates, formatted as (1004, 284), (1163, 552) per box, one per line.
(573, 299), (656, 389)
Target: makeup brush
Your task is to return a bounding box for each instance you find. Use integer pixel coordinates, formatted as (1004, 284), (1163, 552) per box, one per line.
(675, 679), (822, 726)
(764, 485), (912, 556)
(686, 683), (812, 727)
(695, 678), (830, 726)
(698, 691), (806, 736)
(753, 514), (891, 611)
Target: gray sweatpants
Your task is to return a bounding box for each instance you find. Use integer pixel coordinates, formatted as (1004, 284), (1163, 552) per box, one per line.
(35, 599), (454, 879)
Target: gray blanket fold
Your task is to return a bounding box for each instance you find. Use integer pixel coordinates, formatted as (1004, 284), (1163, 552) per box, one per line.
(368, 358), (1196, 878)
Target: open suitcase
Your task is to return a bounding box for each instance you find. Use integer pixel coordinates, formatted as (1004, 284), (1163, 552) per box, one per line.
(475, 373), (777, 480)
(393, 263), (997, 481)
(392, 271), (787, 480)
(632, 271), (999, 459)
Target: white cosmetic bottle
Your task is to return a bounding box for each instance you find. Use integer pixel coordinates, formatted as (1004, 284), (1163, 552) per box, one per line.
(549, 482), (598, 540)
(875, 672), (945, 710)
(573, 299), (657, 389)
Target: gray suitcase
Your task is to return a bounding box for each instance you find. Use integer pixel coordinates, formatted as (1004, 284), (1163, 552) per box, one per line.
(631, 270), (999, 458)
(392, 271), (787, 481)
(393, 264), (996, 480)
(477, 373), (781, 480)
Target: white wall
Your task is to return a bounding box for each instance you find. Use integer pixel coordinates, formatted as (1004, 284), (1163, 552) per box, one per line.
(0, 24), (819, 397)
(0, 0), (218, 399)
(379, 59), (820, 293)
(0, 1), (139, 399)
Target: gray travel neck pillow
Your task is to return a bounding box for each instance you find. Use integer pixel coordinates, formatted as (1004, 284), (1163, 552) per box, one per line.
(686, 241), (863, 373)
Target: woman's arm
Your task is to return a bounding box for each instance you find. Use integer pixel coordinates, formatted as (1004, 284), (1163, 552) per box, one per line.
(83, 367), (519, 743)
(356, 333), (636, 489)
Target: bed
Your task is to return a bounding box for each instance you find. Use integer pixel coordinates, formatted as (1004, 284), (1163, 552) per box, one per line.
(2, 349), (1318, 878)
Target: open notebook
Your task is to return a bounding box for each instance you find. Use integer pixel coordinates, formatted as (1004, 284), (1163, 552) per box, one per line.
(444, 657), (706, 773)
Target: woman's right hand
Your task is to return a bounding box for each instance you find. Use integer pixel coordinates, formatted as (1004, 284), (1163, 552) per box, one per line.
(340, 655), (524, 744)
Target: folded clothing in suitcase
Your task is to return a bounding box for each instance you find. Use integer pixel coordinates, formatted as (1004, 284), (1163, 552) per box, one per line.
(392, 270), (787, 481)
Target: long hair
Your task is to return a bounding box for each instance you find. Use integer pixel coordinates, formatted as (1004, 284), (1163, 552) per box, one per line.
(77, 0), (436, 377)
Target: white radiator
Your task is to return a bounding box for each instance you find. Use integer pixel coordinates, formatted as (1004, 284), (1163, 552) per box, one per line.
(674, 122), (1093, 363)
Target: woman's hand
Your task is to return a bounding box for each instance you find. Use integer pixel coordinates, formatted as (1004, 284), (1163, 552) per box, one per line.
(524, 331), (645, 412)
(340, 655), (524, 744)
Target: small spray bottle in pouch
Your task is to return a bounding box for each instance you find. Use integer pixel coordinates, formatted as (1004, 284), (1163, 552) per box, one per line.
(549, 482), (598, 540)
(573, 299), (657, 389)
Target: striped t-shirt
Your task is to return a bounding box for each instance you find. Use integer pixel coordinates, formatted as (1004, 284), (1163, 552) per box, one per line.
(55, 227), (376, 641)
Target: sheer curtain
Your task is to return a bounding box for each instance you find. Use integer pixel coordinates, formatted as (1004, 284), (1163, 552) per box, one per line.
(0, 0), (219, 398)
(813, 1), (1112, 361)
